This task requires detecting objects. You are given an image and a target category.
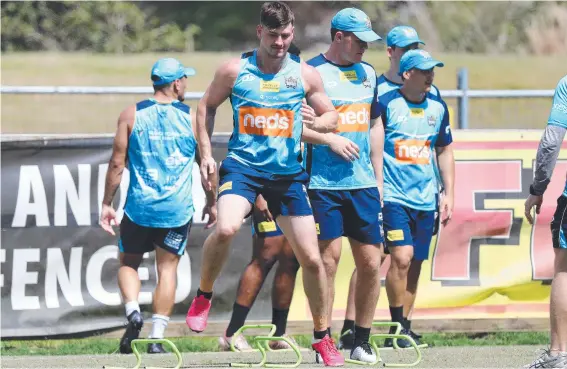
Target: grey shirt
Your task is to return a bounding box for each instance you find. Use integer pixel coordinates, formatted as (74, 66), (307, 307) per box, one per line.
(532, 124), (567, 195)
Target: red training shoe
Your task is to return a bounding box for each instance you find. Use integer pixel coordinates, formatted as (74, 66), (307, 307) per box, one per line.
(312, 335), (345, 367)
(185, 295), (211, 333)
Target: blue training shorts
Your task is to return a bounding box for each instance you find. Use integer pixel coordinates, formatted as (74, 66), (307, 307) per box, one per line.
(250, 206), (284, 238)
(382, 201), (435, 261)
(551, 195), (567, 249)
(308, 187), (384, 245)
(218, 157), (312, 218)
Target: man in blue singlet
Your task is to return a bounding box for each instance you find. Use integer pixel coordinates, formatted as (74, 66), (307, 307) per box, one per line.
(301, 7), (385, 363)
(99, 58), (216, 354)
(524, 74), (567, 368)
(339, 25), (441, 350)
(376, 49), (455, 348)
(185, 2), (344, 366)
(217, 43), (302, 353)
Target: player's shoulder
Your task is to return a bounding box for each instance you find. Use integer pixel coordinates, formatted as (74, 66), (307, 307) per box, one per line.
(135, 99), (155, 112)
(172, 101), (190, 114)
(555, 75), (567, 97)
(119, 104), (137, 126)
(305, 53), (327, 68)
(429, 84), (441, 97)
(215, 57), (242, 80)
(427, 90), (447, 107)
(359, 61), (378, 79)
(379, 88), (403, 106)
(360, 61), (377, 74)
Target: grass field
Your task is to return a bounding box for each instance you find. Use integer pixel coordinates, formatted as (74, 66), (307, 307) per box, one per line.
(0, 332), (550, 356)
(2, 51), (566, 134)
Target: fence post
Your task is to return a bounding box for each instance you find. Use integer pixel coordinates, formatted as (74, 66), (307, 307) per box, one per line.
(457, 68), (469, 129)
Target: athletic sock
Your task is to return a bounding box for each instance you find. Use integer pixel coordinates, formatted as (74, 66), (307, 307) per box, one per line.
(225, 303), (250, 337)
(314, 329), (327, 340)
(125, 301), (140, 318)
(354, 325), (371, 346)
(404, 318), (412, 330)
(271, 308), (290, 337)
(197, 288), (213, 300)
(149, 314), (169, 339)
(389, 306), (404, 333)
(341, 319), (355, 335)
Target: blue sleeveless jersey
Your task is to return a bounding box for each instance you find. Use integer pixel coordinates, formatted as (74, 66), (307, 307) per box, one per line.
(377, 89), (452, 211)
(546, 76), (567, 195)
(124, 99), (197, 227)
(227, 50), (305, 175)
(304, 54), (379, 190)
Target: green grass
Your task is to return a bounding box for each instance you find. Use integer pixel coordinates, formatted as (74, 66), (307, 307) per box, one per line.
(1, 51), (565, 134)
(0, 332), (549, 356)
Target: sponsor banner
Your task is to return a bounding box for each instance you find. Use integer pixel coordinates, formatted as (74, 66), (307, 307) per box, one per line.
(0, 136), (276, 337)
(289, 131), (567, 321)
(1, 131), (565, 337)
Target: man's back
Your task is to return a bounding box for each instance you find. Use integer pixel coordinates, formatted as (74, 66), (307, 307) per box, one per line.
(125, 99), (197, 228)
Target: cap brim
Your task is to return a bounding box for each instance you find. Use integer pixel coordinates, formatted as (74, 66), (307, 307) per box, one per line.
(184, 67), (196, 77)
(353, 30), (382, 43)
(415, 60), (444, 70)
(394, 39), (425, 48)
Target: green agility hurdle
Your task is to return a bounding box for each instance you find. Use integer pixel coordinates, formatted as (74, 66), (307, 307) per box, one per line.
(103, 338), (182, 369)
(344, 322), (422, 367)
(229, 324), (302, 368)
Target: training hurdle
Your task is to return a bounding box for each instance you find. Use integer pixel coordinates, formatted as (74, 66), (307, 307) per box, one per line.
(103, 338), (183, 369)
(229, 324), (302, 368)
(345, 322), (422, 367)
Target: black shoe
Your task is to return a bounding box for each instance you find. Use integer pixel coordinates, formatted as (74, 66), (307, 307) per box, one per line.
(384, 328), (412, 349)
(147, 343), (166, 354)
(409, 329), (423, 342)
(119, 311), (144, 354)
(337, 329), (355, 350)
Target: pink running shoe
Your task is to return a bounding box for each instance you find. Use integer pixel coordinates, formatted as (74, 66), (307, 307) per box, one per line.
(186, 295), (211, 333)
(312, 335), (345, 367)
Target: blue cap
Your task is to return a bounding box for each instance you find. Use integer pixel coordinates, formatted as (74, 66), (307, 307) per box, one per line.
(151, 58), (196, 86)
(399, 49), (444, 76)
(331, 8), (382, 43)
(387, 25), (424, 48)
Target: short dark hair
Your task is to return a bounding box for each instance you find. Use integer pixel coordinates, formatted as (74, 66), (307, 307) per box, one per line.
(153, 82), (172, 93)
(288, 43), (301, 56)
(261, 2), (294, 29)
(330, 28), (352, 42)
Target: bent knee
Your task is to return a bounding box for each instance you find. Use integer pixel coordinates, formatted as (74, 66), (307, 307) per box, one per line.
(216, 223), (241, 241)
(299, 254), (324, 273)
(390, 248), (413, 270)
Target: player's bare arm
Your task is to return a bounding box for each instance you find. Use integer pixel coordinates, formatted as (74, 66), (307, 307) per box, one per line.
(435, 143), (455, 225)
(192, 109), (218, 228)
(300, 99), (360, 161)
(370, 117), (385, 199)
(302, 62), (339, 133)
(196, 58), (240, 191)
(100, 105), (134, 235)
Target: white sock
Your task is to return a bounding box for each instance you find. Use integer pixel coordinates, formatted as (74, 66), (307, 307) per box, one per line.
(149, 314), (170, 339)
(124, 301), (140, 318)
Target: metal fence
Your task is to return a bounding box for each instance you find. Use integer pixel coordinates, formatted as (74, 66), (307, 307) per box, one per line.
(1, 69), (555, 130)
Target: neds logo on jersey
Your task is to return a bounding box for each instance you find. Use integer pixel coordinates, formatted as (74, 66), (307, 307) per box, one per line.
(395, 139), (431, 164)
(239, 107), (294, 138)
(336, 103), (370, 133)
